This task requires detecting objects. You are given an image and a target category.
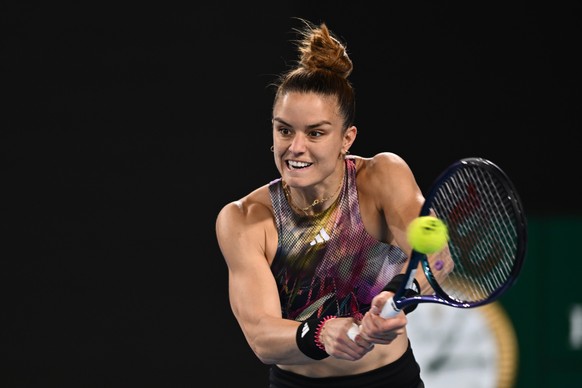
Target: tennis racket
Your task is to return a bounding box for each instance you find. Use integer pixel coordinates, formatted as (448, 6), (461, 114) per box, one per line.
(348, 157), (527, 340)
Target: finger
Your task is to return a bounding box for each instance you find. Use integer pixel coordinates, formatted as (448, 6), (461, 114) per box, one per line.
(343, 334), (375, 356)
(330, 343), (371, 361)
(352, 334), (374, 349)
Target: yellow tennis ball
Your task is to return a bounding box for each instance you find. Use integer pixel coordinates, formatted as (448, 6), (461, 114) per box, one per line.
(407, 216), (449, 254)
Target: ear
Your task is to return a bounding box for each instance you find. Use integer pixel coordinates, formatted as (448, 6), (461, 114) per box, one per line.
(343, 125), (357, 153)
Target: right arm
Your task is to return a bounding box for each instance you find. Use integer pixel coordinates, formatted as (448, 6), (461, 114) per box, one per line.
(215, 190), (374, 365)
(216, 195), (302, 365)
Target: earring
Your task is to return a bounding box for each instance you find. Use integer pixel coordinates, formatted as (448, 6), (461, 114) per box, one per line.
(270, 146), (274, 152)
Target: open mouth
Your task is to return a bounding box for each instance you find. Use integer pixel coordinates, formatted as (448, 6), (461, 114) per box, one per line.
(287, 160), (312, 170)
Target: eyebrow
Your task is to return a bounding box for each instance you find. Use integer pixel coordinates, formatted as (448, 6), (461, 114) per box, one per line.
(272, 117), (333, 129)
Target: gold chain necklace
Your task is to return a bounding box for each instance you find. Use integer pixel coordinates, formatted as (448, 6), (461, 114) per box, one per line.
(283, 174), (344, 215)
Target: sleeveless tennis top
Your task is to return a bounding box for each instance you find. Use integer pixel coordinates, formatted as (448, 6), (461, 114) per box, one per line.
(269, 156), (408, 321)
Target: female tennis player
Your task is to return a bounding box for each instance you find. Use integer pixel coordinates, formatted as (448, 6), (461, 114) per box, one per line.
(215, 19), (451, 388)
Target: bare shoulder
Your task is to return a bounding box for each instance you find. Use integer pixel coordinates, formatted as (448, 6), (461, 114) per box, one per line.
(215, 184), (277, 263)
(351, 153), (423, 244)
(354, 152), (416, 187)
(216, 184), (273, 232)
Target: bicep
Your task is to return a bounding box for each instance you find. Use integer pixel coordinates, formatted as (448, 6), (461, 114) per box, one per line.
(216, 203), (282, 337)
(374, 154), (425, 251)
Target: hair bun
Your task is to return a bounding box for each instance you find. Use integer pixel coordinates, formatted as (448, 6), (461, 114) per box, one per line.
(294, 19), (353, 79)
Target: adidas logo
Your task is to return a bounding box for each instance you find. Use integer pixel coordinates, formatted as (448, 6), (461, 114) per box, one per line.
(301, 323), (310, 338)
(309, 228), (330, 246)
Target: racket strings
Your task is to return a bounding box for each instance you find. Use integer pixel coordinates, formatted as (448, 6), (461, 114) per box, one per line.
(431, 166), (521, 304)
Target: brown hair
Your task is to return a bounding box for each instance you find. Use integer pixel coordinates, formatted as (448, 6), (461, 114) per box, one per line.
(273, 19), (356, 130)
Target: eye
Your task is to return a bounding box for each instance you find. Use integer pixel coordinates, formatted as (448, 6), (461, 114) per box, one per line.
(308, 130), (323, 138)
(278, 127), (292, 136)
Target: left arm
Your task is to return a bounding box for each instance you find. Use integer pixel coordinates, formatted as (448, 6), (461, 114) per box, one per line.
(356, 153), (452, 341)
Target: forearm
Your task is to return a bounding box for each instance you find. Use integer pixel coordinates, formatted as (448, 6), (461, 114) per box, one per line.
(242, 315), (318, 365)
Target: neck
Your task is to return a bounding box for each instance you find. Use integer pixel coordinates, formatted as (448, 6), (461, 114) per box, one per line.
(283, 171), (344, 216)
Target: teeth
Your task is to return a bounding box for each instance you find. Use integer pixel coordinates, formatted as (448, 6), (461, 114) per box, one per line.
(288, 160), (311, 168)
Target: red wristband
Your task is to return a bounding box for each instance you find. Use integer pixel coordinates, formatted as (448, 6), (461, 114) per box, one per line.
(314, 315), (337, 350)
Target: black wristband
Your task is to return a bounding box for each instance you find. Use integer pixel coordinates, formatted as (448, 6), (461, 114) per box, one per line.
(295, 316), (335, 360)
(382, 274), (421, 315)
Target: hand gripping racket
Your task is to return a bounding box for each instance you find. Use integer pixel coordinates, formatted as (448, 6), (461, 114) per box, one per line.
(348, 157), (527, 340)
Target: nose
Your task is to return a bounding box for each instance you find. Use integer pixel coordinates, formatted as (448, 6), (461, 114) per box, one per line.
(288, 133), (307, 154)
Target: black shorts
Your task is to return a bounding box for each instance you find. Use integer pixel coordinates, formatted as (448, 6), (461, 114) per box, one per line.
(269, 341), (424, 388)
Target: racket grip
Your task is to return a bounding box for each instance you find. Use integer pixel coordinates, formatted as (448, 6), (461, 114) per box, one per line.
(347, 297), (401, 342)
(347, 323), (360, 341)
(379, 296), (401, 318)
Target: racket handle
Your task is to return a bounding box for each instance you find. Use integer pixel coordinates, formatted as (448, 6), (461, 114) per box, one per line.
(347, 297), (401, 341)
(379, 296), (401, 318)
(347, 323), (360, 341)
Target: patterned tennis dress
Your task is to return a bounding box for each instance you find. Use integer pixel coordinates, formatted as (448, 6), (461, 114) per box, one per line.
(269, 156), (408, 322)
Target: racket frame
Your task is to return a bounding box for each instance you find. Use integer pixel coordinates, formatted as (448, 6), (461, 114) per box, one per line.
(380, 157), (527, 317)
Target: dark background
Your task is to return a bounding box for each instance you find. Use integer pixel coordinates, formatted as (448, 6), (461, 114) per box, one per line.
(3, 2), (581, 387)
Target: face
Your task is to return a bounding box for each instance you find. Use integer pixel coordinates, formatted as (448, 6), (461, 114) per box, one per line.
(272, 91), (356, 189)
